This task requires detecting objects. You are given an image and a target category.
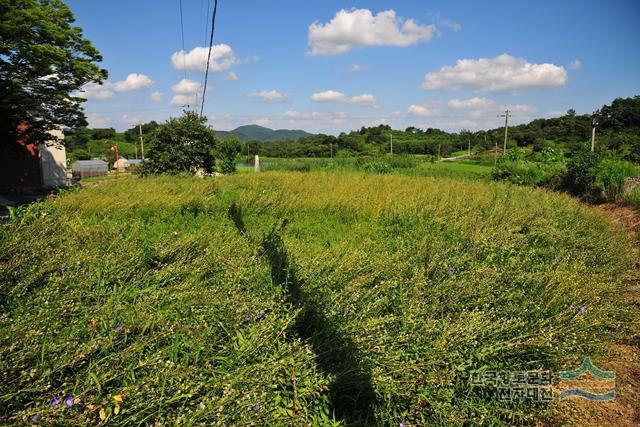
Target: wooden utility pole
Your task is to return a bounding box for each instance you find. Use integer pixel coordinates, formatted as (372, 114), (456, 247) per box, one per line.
(390, 133), (393, 155)
(498, 110), (511, 154)
(468, 140), (471, 156)
(139, 124), (145, 160)
(591, 110), (600, 152)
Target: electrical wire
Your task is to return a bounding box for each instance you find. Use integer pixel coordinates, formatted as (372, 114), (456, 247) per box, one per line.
(200, 0), (218, 116)
(179, 0), (188, 108)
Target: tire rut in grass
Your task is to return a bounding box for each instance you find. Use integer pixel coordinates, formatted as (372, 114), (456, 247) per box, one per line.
(228, 204), (378, 425)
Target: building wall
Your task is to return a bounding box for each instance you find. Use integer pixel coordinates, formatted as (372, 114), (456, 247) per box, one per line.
(39, 142), (67, 188)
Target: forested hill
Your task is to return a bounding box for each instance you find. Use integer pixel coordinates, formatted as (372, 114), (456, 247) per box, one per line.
(214, 125), (312, 142)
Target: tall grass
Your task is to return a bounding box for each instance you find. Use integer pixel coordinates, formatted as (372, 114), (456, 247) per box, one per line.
(0, 172), (635, 425)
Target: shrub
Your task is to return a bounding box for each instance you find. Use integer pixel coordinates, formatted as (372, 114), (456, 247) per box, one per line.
(564, 149), (640, 201)
(361, 160), (392, 174)
(492, 158), (566, 188)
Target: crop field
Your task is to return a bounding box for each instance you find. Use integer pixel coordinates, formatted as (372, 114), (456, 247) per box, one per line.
(0, 171), (636, 425)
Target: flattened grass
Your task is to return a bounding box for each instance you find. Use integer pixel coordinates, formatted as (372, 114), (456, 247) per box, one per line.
(0, 172), (635, 425)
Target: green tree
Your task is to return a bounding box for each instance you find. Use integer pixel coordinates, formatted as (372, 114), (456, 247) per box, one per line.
(90, 128), (116, 140)
(0, 0), (107, 148)
(218, 135), (242, 173)
(144, 111), (217, 174)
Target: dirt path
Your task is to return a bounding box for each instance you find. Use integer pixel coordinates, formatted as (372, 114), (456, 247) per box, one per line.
(555, 203), (640, 426)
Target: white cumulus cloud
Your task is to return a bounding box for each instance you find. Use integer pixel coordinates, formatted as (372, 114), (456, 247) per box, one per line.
(422, 54), (568, 92)
(310, 90), (378, 107)
(171, 45), (237, 72)
(113, 73), (154, 92)
(170, 94), (197, 106)
(408, 104), (439, 117)
(149, 91), (163, 102)
(447, 97), (495, 109)
(172, 78), (202, 94)
(246, 89), (288, 102)
(79, 82), (115, 100)
(308, 9), (437, 56)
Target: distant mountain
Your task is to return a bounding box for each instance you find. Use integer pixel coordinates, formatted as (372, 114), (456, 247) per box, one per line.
(214, 125), (312, 142)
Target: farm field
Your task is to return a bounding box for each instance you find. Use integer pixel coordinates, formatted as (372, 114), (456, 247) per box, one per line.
(1, 171), (637, 425)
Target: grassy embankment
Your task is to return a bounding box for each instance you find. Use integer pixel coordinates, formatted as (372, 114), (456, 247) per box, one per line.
(0, 171), (636, 425)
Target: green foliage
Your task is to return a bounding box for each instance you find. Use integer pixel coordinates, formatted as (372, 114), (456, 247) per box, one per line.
(90, 128), (116, 140)
(0, 173), (634, 425)
(492, 159), (566, 188)
(144, 112), (217, 175)
(0, 0), (107, 147)
(218, 135), (242, 174)
(361, 160), (392, 174)
(123, 121), (159, 143)
(564, 150), (639, 201)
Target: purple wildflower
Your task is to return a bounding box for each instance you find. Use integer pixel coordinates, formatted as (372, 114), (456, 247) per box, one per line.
(115, 325), (122, 332)
(60, 267), (66, 274)
(257, 312), (264, 320)
(578, 306), (586, 314)
(399, 423), (405, 427)
(420, 299), (426, 305)
(244, 315), (253, 322)
(64, 396), (73, 408)
(32, 414), (41, 425)
(254, 402), (260, 411)
(449, 267), (455, 274)
(49, 396), (60, 408)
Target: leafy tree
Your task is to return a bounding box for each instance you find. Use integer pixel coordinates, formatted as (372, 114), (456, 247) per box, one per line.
(123, 121), (159, 143)
(0, 0), (107, 149)
(90, 127), (116, 140)
(144, 111), (217, 174)
(218, 135), (242, 173)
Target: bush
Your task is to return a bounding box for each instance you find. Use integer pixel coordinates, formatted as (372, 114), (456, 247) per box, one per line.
(564, 150), (639, 201)
(492, 158), (566, 188)
(361, 160), (392, 174)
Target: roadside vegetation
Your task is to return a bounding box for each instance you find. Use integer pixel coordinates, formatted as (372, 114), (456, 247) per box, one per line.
(1, 172), (636, 425)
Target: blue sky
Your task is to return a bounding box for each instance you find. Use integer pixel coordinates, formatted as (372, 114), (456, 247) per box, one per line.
(67, 0), (640, 134)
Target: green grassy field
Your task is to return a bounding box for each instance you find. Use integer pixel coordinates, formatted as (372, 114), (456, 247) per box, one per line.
(0, 171), (636, 425)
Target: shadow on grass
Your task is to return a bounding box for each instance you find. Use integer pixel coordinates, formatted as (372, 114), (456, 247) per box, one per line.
(228, 205), (378, 425)
(261, 222), (378, 425)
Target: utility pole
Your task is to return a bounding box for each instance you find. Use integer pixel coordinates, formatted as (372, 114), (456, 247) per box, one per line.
(390, 133), (393, 155)
(591, 110), (600, 152)
(468, 139), (471, 156)
(139, 124), (145, 160)
(498, 110), (510, 155)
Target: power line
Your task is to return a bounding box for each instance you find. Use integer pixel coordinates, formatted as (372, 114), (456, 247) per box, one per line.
(179, 0), (188, 109)
(200, 0), (218, 116)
